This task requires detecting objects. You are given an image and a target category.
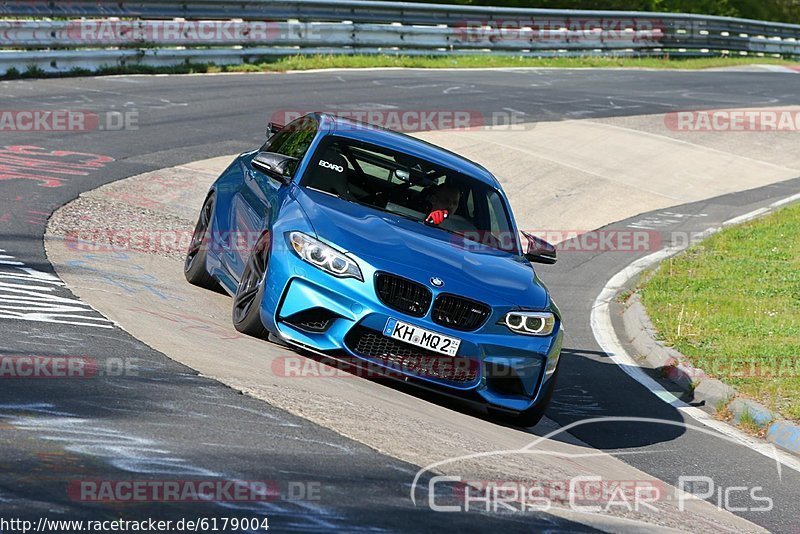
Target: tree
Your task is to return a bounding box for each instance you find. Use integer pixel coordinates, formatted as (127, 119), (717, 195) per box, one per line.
(399, 0), (800, 23)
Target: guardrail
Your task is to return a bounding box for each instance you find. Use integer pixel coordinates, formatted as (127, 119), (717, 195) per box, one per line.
(1, 0), (799, 76)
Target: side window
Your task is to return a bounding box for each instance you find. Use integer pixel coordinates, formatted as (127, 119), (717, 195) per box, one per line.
(264, 118), (317, 176)
(486, 191), (516, 252)
(465, 188), (475, 219)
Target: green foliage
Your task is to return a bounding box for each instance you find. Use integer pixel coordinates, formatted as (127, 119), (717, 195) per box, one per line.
(640, 202), (800, 421)
(2, 54), (799, 80)
(68, 67), (92, 77)
(229, 54), (799, 71)
(399, 0), (800, 23)
(22, 65), (45, 78)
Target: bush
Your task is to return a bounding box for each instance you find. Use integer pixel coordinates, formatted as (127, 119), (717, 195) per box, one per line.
(22, 65), (45, 78)
(399, 0), (800, 24)
(3, 67), (20, 79)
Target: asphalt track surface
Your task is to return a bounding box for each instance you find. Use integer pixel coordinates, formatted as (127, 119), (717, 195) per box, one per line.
(1, 69), (800, 531)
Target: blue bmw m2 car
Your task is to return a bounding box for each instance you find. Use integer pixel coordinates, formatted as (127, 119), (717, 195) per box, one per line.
(184, 113), (563, 427)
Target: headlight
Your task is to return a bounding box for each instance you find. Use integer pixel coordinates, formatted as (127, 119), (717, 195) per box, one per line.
(287, 232), (363, 281)
(503, 311), (556, 336)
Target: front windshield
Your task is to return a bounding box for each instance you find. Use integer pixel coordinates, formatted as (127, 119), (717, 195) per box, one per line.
(300, 135), (519, 254)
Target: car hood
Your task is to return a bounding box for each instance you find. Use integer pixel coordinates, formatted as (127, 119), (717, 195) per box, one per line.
(294, 188), (550, 308)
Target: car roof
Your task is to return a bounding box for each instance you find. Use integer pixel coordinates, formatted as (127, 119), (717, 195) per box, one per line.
(315, 113), (500, 188)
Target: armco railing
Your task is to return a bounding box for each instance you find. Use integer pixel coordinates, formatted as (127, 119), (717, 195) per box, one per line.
(1, 0), (799, 75)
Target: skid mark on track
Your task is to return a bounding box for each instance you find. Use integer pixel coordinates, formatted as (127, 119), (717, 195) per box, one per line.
(65, 252), (185, 302)
(550, 386), (606, 417)
(0, 145), (114, 188)
(627, 211), (709, 230)
(0, 403), (359, 531)
(130, 306), (244, 340)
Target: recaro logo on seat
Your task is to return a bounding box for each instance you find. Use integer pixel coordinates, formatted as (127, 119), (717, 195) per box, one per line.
(318, 160), (344, 173)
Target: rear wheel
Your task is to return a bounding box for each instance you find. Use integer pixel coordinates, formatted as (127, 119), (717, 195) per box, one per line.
(232, 232), (271, 339)
(489, 364), (560, 428)
(184, 194), (220, 290)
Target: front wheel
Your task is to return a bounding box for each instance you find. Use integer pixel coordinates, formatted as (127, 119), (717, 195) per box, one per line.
(489, 364), (560, 428)
(232, 231), (271, 339)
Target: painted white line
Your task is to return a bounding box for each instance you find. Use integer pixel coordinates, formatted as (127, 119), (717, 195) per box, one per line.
(770, 191), (800, 208)
(723, 207), (770, 226)
(590, 196), (800, 474)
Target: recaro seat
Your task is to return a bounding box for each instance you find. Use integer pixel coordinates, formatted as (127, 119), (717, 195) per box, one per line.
(311, 148), (351, 200)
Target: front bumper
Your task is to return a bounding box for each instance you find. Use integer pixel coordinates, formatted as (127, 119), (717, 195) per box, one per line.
(260, 247), (563, 413)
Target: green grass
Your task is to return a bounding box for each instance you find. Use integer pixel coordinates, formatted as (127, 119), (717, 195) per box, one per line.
(737, 409), (769, 435)
(2, 54), (800, 80)
(639, 202), (800, 420)
(213, 54), (800, 72)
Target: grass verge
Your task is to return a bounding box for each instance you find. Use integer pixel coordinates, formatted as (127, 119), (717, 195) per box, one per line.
(216, 54), (800, 71)
(2, 54), (800, 80)
(639, 202), (800, 421)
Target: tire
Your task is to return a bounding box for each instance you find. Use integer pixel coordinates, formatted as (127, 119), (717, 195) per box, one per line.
(490, 364), (561, 428)
(232, 231), (271, 339)
(184, 194), (221, 290)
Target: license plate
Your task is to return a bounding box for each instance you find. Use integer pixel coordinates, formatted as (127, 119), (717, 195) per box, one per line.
(383, 318), (461, 356)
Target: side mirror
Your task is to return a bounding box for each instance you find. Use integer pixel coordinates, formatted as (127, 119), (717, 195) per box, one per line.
(252, 151), (297, 184)
(521, 231), (557, 265)
(266, 122), (283, 140)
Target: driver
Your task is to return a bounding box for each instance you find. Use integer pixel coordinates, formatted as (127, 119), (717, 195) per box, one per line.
(424, 183), (460, 225)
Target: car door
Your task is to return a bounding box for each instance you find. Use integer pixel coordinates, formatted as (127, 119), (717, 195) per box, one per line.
(228, 117), (318, 280)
